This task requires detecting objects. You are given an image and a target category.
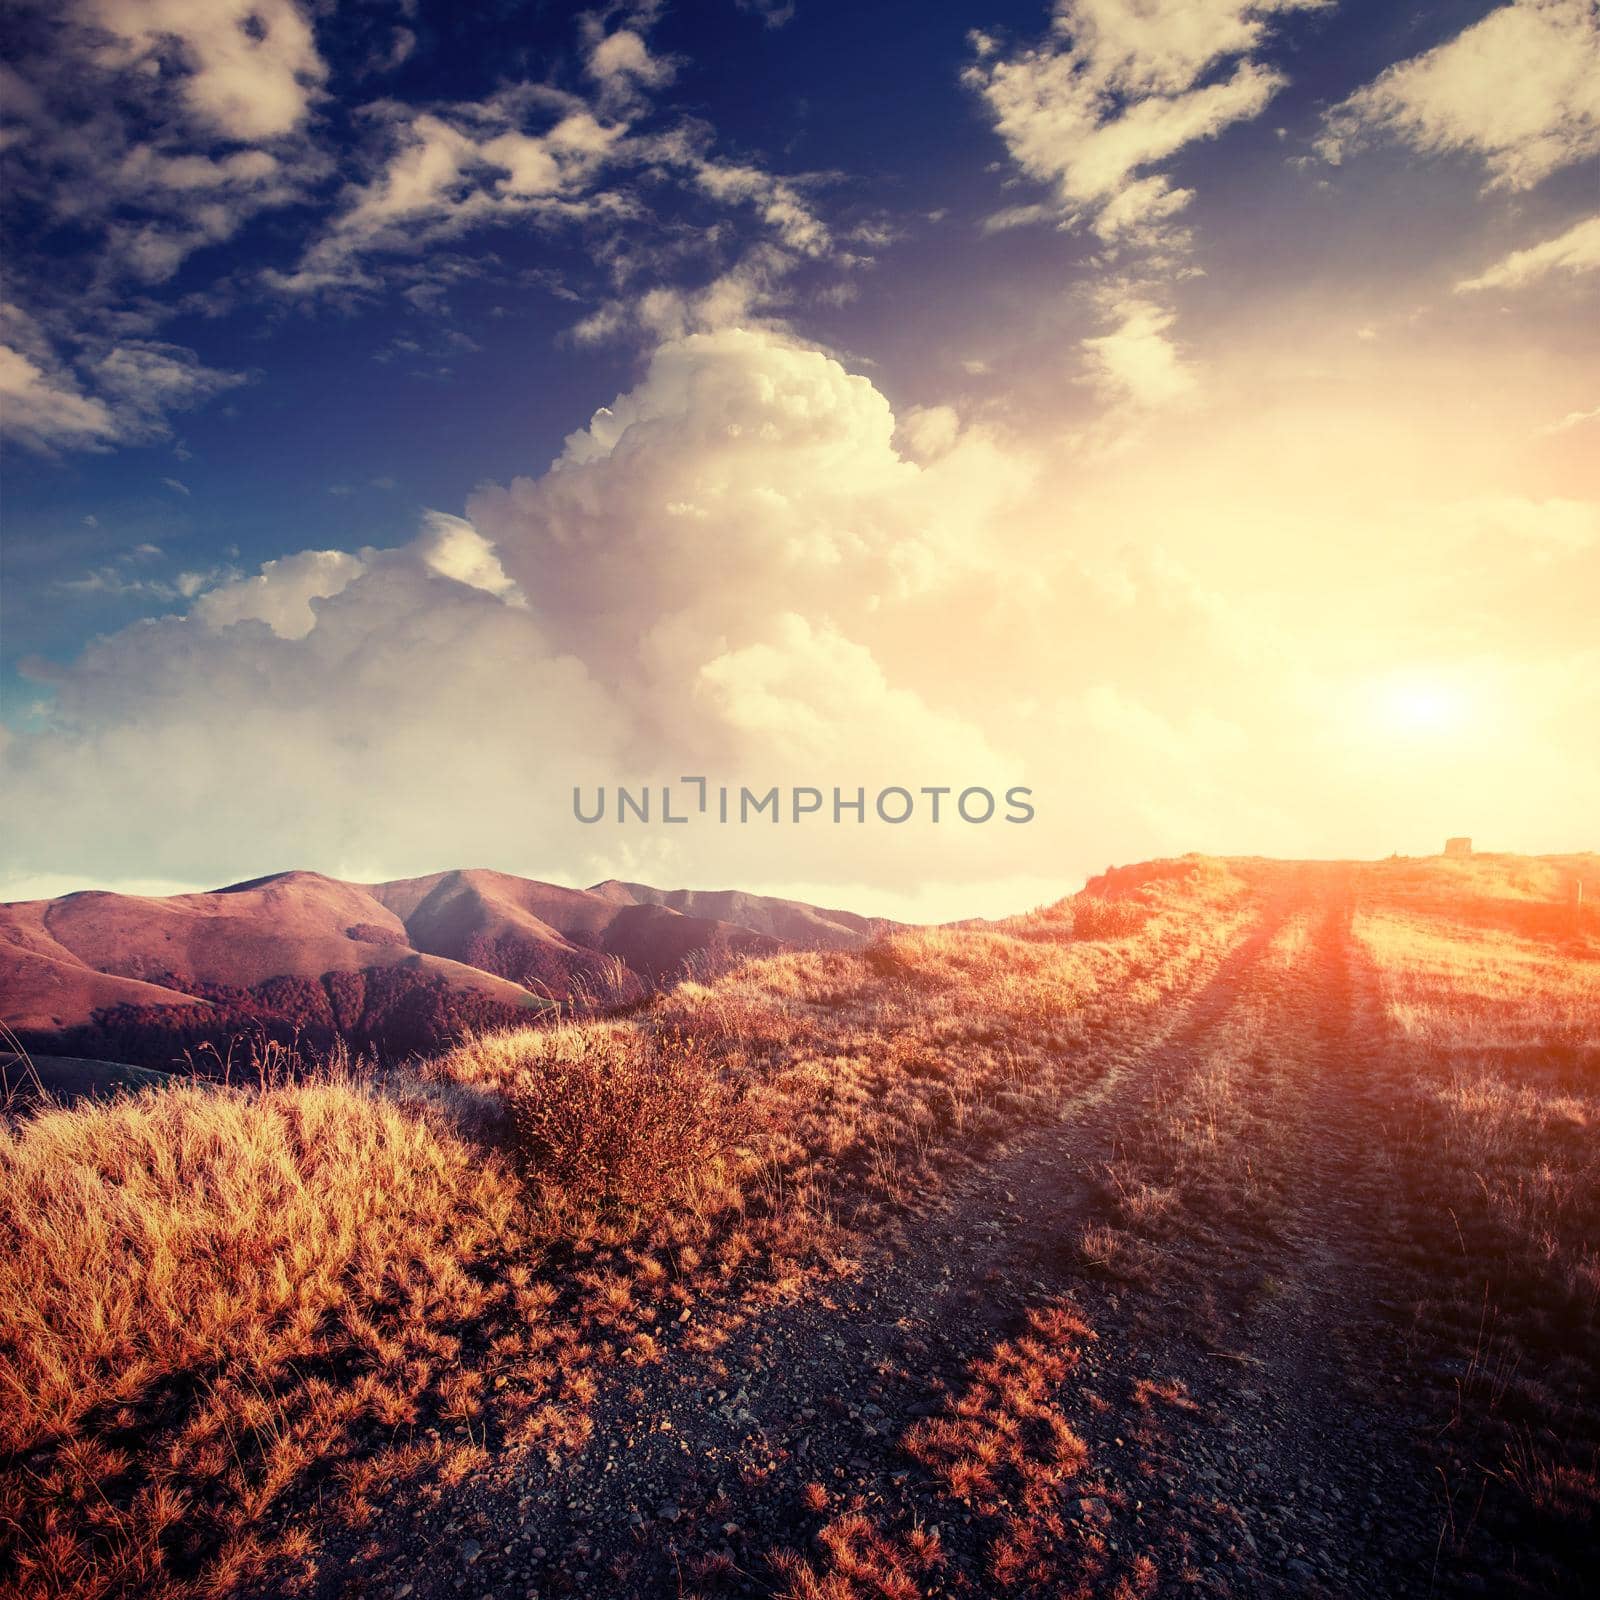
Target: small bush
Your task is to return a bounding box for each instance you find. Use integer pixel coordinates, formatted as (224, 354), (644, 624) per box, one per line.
(1068, 897), (1150, 940)
(507, 1023), (746, 1209)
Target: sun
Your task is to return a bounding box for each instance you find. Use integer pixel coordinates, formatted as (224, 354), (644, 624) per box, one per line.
(1374, 673), (1471, 737)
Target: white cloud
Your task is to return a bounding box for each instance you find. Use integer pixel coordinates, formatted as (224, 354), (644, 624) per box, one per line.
(469, 329), (1022, 658)
(102, 145), (306, 284)
(0, 3), (330, 304)
(685, 155), (831, 256)
(1542, 403), (1600, 434)
(190, 549), (370, 638)
(5, 334), (1598, 902)
(92, 342), (244, 416)
(266, 95), (629, 295)
(1, 329), (1042, 894)
(966, 1), (1325, 243)
(266, 82), (832, 303)
(1320, 1), (1600, 191)
(0, 304), (244, 454)
(895, 404), (962, 461)
(412, 511), (526, 605)
(1080, 297), (1197, 409)
(1456, 213), (1600, 291)
(586, 27), (674, 101)
(5, 2), (842, 426)
(81, 0), (326, 141)
(0, 342), (119, 452)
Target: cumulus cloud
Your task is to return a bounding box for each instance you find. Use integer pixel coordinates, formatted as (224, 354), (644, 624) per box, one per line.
(1320, 1), (1600, 191)
(5, 331), (1596, 901)
(187, 518), (521, 640)
(189, 549), (371, 638)
(1, 329), (1041, 893)
(1456, 213), (1600, 292)
(466, 329), (1028, 692)
(966, 0), (1325, 244)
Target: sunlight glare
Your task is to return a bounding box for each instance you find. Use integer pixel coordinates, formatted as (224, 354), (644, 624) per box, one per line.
(1376, 674), (1471, 738)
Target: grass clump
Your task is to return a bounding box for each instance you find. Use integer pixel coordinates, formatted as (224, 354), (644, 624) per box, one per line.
(0, 1074), (523, 1599)
(504, 1022), (750, 1210)
(1067, 897), (1150, 940)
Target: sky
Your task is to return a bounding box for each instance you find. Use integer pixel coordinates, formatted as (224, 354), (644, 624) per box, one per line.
(1, 0), (1597, 921)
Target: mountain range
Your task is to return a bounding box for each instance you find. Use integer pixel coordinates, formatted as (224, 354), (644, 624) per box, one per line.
(0, 868), (897, 1066)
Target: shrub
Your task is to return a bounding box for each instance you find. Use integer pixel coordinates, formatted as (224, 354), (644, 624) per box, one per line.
(505, 1023), (747, 1210)
(28, 966), (537, 1072)
(1068, 896), (1150, 940)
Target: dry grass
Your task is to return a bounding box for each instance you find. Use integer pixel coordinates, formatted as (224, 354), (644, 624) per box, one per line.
(771, 1513), (944, 1600)
(781, 1301), (1158, 1599)
(16, 851), (1593, 1591)
(0, 1074), (523, 1599)
(1350, 862), (1600, 1548)
(503, 1022), (750, 1210)
(28, 849), (1597, 1595)
(904, 1303), (1094, 1514)
(1070, 854), (1599, 1566)
(0, 858), (1257, 1599)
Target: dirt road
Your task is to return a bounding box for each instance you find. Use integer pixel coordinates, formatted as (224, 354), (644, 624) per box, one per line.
(318, 871), (1514, 1598)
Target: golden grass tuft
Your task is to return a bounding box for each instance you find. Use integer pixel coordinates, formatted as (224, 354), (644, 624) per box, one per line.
(0, 1075), (522, 1599)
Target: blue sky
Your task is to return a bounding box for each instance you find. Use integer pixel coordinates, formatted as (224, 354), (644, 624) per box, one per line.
(2, 2), (1597, 915)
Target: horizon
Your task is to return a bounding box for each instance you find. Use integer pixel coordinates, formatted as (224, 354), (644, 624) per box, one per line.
(4, 837), (1595, 927)
(3, 0), (1597, 911)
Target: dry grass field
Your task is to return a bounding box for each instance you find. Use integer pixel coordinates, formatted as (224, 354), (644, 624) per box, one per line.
(1349, 857), (1600, 1555)
(1, 852), (1594, 1598)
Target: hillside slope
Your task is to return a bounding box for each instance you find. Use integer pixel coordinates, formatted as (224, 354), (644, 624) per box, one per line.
(367, 868), (783, 985)
(589, 878), (892, 949)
